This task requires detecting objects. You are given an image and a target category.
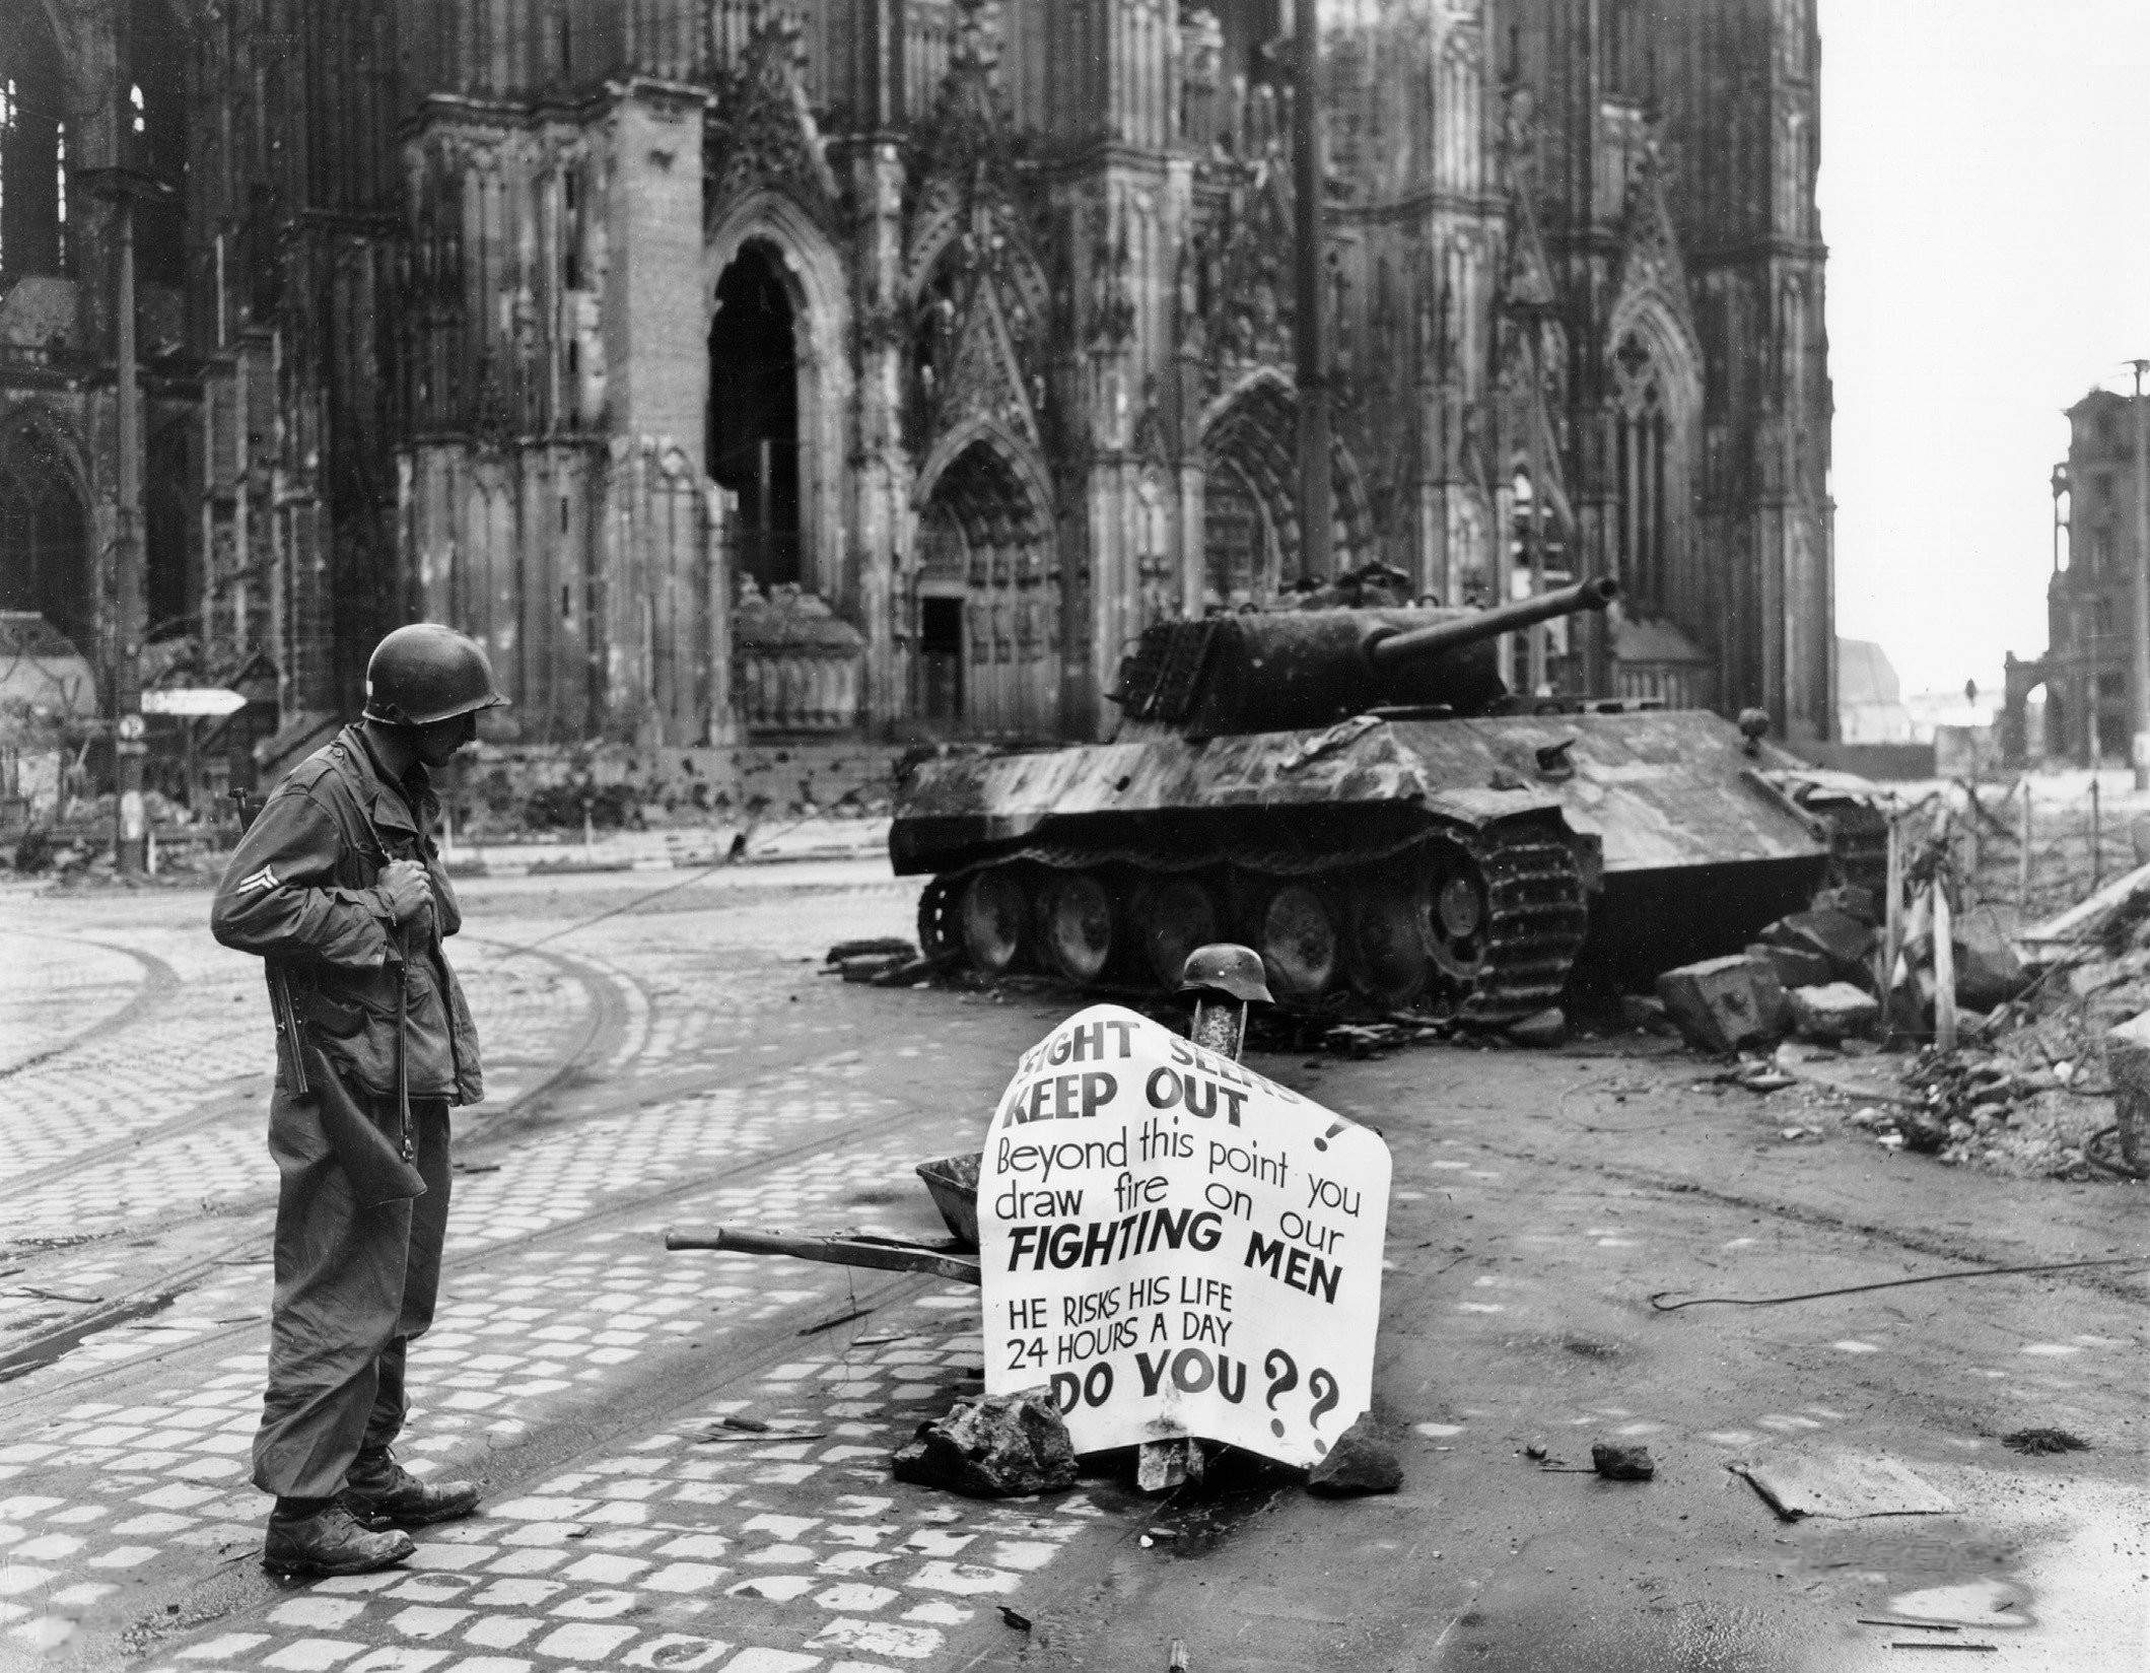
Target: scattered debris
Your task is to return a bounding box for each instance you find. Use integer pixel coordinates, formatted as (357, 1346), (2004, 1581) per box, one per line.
(718, 1414), (771, 1433)
(1733, 1453), (1956, 1520)
(1750, 940), (1835, 991)
(1789, 982), (1882, 1044)
(1763, 906), (1876, 984)
(1885, 1643), (1997, 1653)
(1505, 1007), (1567, 1048)
(1857, 1620), (1961, 1633)
(1619, 994), (1674, 1034)
(1999, 1427), (2089, 1455)
(1589, 1441), (1655, 1482)
(1523, 1442), (1549, 1461)
(2102, 1010), (2150, 1174)
(891, 1388), (1079, 1499)
(1306, 1416), (1403, 1496)
(826, 937), (919, 964)
(997, 1606), (1032, 1632)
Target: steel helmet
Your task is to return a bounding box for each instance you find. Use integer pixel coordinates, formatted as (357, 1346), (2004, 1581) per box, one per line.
(363, 624), (508, 727)
(1176, 942), (1274, 1005)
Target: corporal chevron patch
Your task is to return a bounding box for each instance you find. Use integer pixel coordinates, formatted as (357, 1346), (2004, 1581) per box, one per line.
(233, 865), (280, 895)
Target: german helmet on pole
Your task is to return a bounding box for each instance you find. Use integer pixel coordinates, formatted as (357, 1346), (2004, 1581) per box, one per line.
(1176, 943), (1274, 1005)
(363, 624), (509, 727)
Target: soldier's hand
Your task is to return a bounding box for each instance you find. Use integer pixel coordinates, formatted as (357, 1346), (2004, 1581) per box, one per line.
(378, 859), (434, 926)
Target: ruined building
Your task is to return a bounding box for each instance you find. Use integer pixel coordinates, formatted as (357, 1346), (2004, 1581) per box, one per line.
(2002, 391), (2143, 766)
(0, 0), (1835, 793)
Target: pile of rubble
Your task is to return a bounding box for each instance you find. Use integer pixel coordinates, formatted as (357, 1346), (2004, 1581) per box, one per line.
(1650, 849), (2149, 1180)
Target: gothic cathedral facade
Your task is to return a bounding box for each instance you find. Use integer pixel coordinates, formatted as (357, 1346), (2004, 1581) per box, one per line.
(0, 0), (1834, 764)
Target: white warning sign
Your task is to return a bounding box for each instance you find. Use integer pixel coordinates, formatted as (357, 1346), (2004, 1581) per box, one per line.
(980, 1004), (1390, 1469)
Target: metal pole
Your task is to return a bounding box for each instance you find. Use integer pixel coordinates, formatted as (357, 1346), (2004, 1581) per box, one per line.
(2133, 361), (2150, 790)
(1291, 0), (1332, 584)
(113, 189), (146, 874)
(2091, 773), (2103, 891)
(2018, 779), (2032, 909)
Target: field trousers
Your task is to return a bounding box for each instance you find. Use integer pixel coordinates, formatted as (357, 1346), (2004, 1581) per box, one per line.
(251, 1087), (453, 1499)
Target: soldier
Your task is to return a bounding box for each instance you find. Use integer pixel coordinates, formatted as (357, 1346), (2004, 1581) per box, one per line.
(212, 623), (504, 1576)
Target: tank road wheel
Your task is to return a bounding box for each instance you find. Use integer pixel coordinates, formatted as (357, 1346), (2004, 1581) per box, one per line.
(1343, 863), (1433, 1008)
(1132, 873), (1221, 991)
(1037, 869), (1119, 986)
(960, 865), (1031, 976)
(917, 875), (964, 964)
(1247, 876), (1342, 1003)
(1421, 845), (1491, 992)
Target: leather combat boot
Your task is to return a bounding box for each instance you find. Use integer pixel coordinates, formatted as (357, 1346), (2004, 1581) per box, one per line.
(263, 1504), (415, 1576)
(342, 1446), (481, 1529)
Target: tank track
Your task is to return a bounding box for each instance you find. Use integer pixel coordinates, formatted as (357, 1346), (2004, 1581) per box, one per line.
(914, 820), (1591, 1020)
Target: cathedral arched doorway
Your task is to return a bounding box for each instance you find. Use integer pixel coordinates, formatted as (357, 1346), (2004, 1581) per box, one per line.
(1199, 374), (1370, 606)
(914, 431), (1057, 739)
(0, 416), (90, 655)
(709, 240), (802, 589)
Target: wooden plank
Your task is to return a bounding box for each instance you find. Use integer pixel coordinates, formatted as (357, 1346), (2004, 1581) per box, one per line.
(1735, 1453), (1958, 1520)
(666, 1225), (982, 1285)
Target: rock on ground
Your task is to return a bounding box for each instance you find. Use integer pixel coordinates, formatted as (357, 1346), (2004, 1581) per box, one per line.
(892, 1388), (1079, 1499)
(1306, 1415), (1403, 1496)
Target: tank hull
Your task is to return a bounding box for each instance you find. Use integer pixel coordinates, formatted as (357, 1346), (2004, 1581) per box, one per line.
(891, 707), (1843, 1012)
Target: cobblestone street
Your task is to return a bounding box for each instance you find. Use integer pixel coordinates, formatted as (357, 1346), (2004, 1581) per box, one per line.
(2, 863), (2145, 1673)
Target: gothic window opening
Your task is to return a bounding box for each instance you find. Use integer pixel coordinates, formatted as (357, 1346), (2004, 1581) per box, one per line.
(1203, 457), (1276, 610)
(126, 0), (188, 290)
(0, 1), (68, 281)
(709, 241), (802, 589)
(1611, 329), (1673, 611)
(0, 422), (90, 656)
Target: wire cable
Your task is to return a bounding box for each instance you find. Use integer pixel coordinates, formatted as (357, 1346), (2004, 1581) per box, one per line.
(1648, 1253), (2149, 1311)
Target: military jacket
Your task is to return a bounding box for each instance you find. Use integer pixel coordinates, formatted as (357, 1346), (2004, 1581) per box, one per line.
(212, 724), (482, 1105)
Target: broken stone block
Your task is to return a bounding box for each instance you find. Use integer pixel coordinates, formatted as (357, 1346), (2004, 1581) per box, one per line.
(891, 1388), (1079, 1499)
(1655, 955), (1789, 1056)
(1763, 908), (1875, 984)
(1952, 906), (2028, 1011)
(2104, 1010), (2150, 1174)
(1814, 884), (1880, 926)
(2068, 959), (2128, 1000)
(1619, 994), (1674, 1034)
(1789, 982), (1882, 1043)
(1748, 941), (1834, 991)
(1505, 1007), (1567, 1048)
(1590, 1441), (1656, 1481)
(1306, 1416), (1403, 1497)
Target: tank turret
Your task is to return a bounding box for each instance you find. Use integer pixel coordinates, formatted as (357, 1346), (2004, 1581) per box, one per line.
(1112, 577), (1620, 738)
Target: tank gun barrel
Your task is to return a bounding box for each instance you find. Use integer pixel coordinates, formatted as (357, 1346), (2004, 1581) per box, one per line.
(1366, 577), (1619, 670)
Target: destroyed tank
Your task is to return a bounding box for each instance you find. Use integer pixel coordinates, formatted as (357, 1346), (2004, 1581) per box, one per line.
(890, 575), (1873, 1017)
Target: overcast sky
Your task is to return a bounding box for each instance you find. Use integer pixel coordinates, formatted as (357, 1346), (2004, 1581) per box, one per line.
(1820, 0), (2150, 700)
